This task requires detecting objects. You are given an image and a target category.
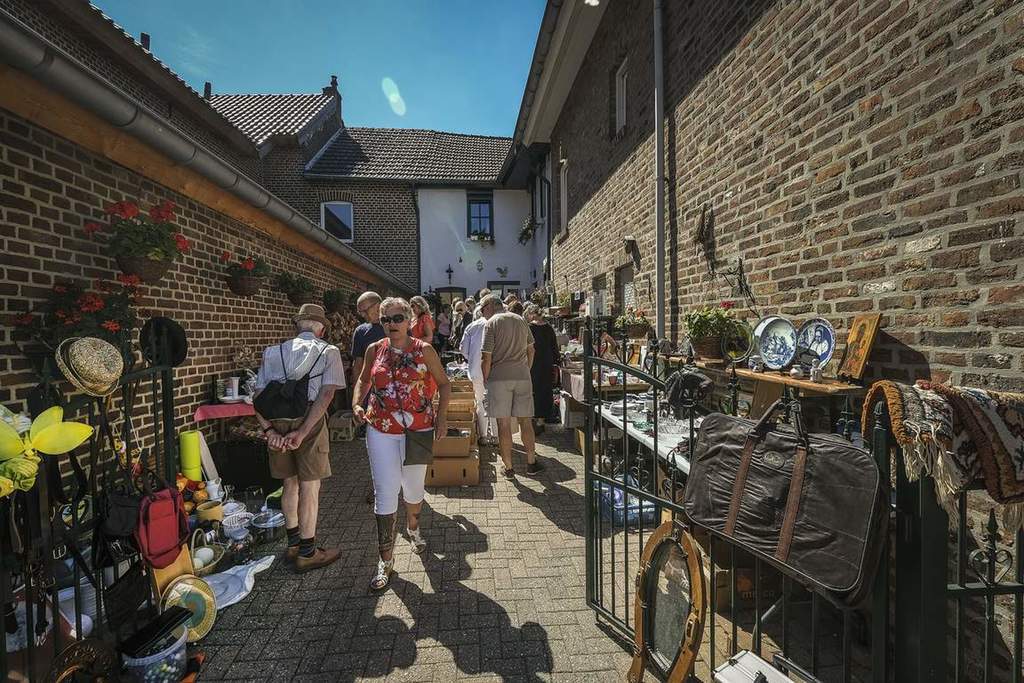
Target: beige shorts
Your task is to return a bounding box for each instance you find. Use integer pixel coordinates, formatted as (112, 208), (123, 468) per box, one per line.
(268, 416), (330, 481)
(483, 378), (534, 418)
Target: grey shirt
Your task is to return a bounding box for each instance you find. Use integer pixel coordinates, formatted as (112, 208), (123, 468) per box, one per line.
(256, 332), (346, 402)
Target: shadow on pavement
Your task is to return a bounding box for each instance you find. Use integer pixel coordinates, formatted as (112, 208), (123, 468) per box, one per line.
(367, 509), (554, 681)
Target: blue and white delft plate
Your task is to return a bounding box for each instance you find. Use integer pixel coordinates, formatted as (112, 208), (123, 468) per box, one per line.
(796, 318), (836, 367)
(756, 316), (797, 370)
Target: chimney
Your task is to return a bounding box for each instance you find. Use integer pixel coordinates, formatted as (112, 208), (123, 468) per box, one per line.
(322, 74), (339, 95)
(203, 82), (212, 99)
(140, 32), (150, 50)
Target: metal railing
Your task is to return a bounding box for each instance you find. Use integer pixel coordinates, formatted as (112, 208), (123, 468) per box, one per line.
(1, 343), (177, 680)
(581, 320), (1024, 682)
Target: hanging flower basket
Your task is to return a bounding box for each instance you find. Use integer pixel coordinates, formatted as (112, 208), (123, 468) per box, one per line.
(115, 255), (173, 284)
(691, 336), (723, 361)
(287, 290), (317, 306)
(226, 274), (264, 297)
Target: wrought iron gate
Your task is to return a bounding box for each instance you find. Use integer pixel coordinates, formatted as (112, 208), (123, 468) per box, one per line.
(581, 321), (1024, 682)
(1, 347), (177, 680)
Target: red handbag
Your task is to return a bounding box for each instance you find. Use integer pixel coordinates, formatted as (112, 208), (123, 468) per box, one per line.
(133, 471), (188, 569)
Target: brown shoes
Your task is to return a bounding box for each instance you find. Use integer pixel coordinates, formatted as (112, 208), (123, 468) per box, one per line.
(285, 546), (299, 562)
(294, 547), (340, 573)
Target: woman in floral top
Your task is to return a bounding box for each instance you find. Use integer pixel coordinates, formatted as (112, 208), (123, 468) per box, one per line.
(353, 297), (450, 591)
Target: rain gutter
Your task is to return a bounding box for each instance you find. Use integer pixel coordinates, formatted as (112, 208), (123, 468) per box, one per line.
(0, 11), (411, 294)
(653, 0), (666, 338)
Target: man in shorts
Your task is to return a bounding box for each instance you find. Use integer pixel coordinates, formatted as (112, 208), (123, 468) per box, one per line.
(254, 304), (346, 572)
(480, 294), (543, 477)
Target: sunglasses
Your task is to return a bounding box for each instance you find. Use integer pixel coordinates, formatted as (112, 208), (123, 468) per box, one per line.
(382, 314), (407, 324)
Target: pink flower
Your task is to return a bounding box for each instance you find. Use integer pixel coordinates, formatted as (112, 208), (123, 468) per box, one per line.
(101, 320), (121, 333)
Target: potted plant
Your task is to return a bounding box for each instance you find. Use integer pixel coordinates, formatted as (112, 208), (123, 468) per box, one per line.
(275, 272), (316, 305)
(323, 289), (346, 314)
(549, 291), (571, 318)
(616, 307), (651, 339)
(221, 252), (270, 296)
(683, 302), (735, 360)
(518, 216), (539, 245)
(469, 229), (493, 243)
(102, 199), (190, 284)
(11, 277), (139, 375)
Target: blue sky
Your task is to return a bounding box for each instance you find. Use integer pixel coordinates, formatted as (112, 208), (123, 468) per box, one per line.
(95, 1), (546, 137)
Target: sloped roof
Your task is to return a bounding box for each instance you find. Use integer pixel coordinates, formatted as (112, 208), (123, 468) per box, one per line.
(208, 93), (336, 146)
(306, 127), (512, 184)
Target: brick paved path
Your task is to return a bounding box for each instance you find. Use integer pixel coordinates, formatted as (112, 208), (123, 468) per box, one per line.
(200, 427), (635, 682)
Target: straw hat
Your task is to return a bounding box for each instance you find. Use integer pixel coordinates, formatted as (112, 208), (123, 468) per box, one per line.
(55, 337), (124, 396)
(293, 303), (329, 329)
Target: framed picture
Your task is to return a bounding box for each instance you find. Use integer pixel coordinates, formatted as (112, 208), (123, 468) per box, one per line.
(838, 313), (881, 380)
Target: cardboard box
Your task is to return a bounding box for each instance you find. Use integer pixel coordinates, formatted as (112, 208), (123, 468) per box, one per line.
(560, 390), (586, 428)
(450, 379), (474, 392)
(449, 420), (476, 442)
(426, 452), (480, 486)
(575, 428), (600, 455)
(433, 431), (472, 458)
(448, 407), (475, 423)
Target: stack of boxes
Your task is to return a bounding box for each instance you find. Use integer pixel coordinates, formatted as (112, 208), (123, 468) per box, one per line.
(426, 378), (481, 486)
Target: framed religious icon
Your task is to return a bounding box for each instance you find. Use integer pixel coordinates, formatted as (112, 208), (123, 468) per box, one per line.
(628, 520), (706, 683)
(838, 313), (881, 380)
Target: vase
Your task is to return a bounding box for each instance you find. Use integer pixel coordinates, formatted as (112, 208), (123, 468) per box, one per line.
(691, 336), (724, 361)
(115, 255), (172, 284)
(625, 324), (650, 339)
(226, 274), (264, 297)
(287, 291), (316, 306)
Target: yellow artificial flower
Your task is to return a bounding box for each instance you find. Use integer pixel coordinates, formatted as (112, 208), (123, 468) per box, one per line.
(0, 407), (92, 498)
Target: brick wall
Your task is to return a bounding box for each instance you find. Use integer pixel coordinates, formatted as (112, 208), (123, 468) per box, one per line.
(0, 108), (369, 429)
(550, 0), (1024, 391)
(263, 144), (420, 291)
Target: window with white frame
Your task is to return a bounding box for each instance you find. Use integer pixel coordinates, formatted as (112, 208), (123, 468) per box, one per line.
(320, 201), (354, 242)
(558, 161), (568, 235)
(615, 59), (627, 134)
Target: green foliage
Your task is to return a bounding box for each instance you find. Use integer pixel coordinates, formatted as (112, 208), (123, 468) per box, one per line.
(103, 200), (189, 261)
(12, 279), (138, 350)
(275, 272), (314, 295)
(683, 302), (735, 338)
(323, 289), (346, 308)
(615, 307), (649, 330)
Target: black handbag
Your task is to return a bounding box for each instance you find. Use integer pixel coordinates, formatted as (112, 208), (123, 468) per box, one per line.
(253, 343), (325, 420)
(91, 406), (141, 568)
(403, 427), (435, 466)
(103, 560), (150, 629)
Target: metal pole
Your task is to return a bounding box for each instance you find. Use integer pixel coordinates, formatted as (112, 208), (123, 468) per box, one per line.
(653, 0), (666, 338)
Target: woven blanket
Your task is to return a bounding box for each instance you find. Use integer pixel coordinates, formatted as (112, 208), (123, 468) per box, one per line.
(863, 380), (1024, 530)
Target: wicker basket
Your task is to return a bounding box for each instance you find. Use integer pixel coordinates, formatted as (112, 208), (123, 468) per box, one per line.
(691, 336), (724, 361)
(115, 255), (173, 284)
(226, 274), (264, 297)
(189, 529), (227, 578)
(287, 290), (317, 306)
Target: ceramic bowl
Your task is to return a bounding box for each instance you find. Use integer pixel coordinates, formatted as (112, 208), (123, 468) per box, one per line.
(196, 500), (223, 523)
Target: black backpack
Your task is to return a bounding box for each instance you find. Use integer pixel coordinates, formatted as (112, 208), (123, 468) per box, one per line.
(254, 342), (326, 420)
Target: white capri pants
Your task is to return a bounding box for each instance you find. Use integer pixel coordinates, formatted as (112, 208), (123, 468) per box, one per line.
(472, 377), (498, 438)
(366, 426), (428, 515)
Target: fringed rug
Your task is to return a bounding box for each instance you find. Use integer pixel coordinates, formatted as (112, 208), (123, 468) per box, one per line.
(863, 380), (1024, 531)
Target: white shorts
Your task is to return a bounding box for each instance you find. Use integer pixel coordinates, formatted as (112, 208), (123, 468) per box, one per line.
(366, 426), (428, 515)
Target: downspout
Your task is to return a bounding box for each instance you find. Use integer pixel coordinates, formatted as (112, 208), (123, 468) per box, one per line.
(413, 187), (422, 295)
(0, 12), (410, 294)
(653, 0), (666, 338)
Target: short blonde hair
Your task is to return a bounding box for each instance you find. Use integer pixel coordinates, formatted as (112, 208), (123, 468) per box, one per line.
(523, 303), (541, 321)
(409, 295), (429, 315)
(380, 297), (413, 320)
(453, 301), (466, 313)
(357, 291), (381, 309)
(464, 297), (476, 309)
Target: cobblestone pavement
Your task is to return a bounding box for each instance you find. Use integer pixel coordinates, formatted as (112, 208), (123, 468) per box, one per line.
(200, 427), (636, 682)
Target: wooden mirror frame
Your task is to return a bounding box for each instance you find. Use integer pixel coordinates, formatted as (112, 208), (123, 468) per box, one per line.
(627, 520), (706, 683)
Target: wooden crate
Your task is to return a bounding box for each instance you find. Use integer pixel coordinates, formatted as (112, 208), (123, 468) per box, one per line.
(426, 452), (480, 486)
(433, 432), (472, 458)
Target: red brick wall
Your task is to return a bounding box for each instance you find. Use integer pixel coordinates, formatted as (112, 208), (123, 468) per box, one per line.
(0, 108), (368, 427)
(550, 0), (1024, 390)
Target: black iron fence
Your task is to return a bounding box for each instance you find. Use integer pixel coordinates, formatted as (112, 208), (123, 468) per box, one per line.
(581, 322), (1024, 682)
(1, 352), (176, 680)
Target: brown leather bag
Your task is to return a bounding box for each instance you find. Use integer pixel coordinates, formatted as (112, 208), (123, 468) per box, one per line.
(683, 400), (888, 608)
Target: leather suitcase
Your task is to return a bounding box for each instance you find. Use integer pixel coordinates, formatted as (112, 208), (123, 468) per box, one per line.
(683, 400), (888, 608)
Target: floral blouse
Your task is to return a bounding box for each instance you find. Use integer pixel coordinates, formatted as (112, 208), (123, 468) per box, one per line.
(366, 338), (437, 434)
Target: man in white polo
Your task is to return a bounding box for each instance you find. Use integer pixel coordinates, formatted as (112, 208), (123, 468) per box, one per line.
(479, 294), (541, 477)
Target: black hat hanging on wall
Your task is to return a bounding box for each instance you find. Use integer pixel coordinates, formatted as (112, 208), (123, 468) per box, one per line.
(139, 317), (188, 368)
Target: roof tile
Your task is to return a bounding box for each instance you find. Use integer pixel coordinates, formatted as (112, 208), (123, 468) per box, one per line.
(209, 93), (336, 146)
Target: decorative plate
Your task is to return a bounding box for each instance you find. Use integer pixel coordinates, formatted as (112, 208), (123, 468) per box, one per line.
(720, 320), (754, 363)
(796, 318), (837, 367)
(161, 574), (217, 642)
(757, 317), (797, 370)
(205, 572), (247, 609)
(46, 638), (119, 682)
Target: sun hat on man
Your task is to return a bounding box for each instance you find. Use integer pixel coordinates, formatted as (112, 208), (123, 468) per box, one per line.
(293, 303), (330, 329)
(55, 337), (124, 396)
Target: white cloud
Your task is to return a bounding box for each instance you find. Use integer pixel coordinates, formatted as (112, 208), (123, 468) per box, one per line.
(174, 25), (220, 78)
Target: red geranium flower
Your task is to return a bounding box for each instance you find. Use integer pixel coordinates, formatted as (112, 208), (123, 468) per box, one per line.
(54, 285), (67, 294)
(106, 201), (140, 220)
(720, 301), (735, 310)
(83, 221), (102, 236)
(13, 313), (34, 327)
(241, 257), (255, 271)
(149, 200), (176, 223)
(77, 293), (105, 313)
(174, 233), (191, 253)
(117, 273), (142, 287)
(220, 250), (232, 263)
(55, 309), (67, 319)
(101, 320), (121, 333)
